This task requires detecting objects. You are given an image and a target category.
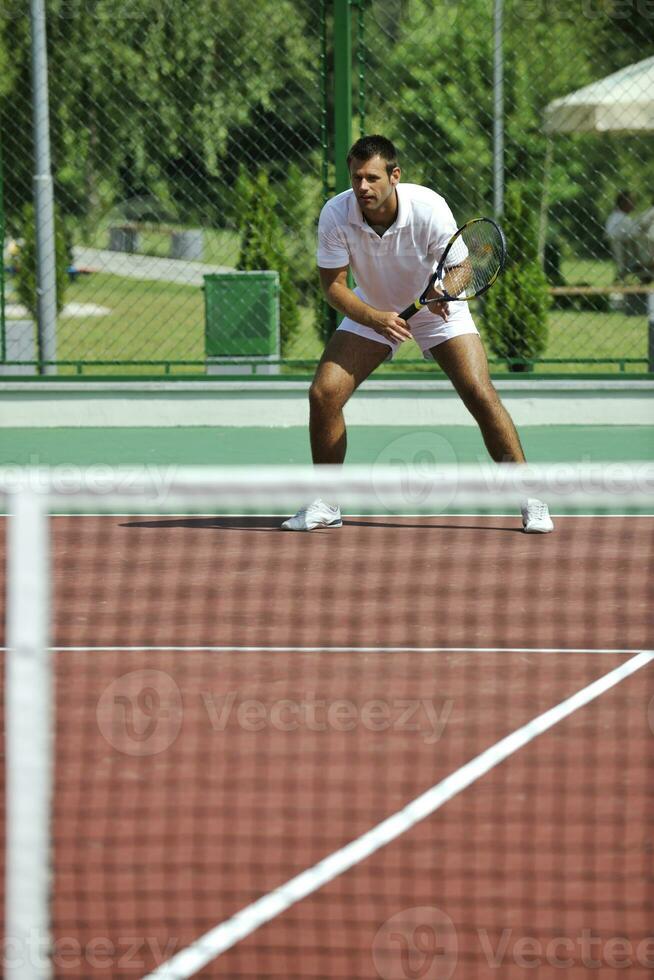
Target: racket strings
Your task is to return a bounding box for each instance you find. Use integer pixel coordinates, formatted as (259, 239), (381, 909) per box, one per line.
(442, 221), (505, 298)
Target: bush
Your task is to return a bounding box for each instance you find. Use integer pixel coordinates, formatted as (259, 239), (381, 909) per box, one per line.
(277, 163), (321, 302)
(483, 184), (550, 371)
(236, 169), (300, 354)
(15, 203), (69, 321)
(276, 162), (331, 347)
(315, 287), (337, 346)
(577, 290), (610, 313)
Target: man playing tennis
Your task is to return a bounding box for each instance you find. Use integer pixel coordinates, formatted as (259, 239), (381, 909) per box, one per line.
(282, 135), (553, 533)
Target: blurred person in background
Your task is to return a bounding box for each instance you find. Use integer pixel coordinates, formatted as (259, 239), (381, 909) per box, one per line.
(605, 190), (637, 280)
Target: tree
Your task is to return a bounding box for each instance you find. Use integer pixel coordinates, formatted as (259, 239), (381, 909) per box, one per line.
(359, 0), (653, 261)
(276, 162), (322, 305)
(237, 169), (300, 354)
(482, 184), (550, 371)
(0, 0), (322, 226)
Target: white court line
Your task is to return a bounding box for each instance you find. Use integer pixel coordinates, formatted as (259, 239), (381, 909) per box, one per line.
(141, 650), (654, 980)
(0, 645), (643, 655)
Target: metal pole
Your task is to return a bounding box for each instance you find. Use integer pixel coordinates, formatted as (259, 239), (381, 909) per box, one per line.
(30, 0), (57, 374)
(493, 0), (504, 219)
(333, 0), (352, 194)
(0, 135), (5, 363)
(648, 294), (654, 373)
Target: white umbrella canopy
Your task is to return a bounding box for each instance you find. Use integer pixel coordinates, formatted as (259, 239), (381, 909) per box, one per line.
(544, 56), (654, 134)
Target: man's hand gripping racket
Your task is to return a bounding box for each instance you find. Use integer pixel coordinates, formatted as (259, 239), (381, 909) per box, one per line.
(399, 217), (507, 322)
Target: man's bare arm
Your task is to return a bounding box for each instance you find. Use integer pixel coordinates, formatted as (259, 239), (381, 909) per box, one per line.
(440, 256), (473, 298)
(421, 257), (474, 320)
(319, 266), (412, 343)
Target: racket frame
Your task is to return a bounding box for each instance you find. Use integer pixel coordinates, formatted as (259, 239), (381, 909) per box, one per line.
(399, 217), (507, 321)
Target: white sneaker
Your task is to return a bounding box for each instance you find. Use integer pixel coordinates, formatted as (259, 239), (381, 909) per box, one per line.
(521, 498), (554, 533)
(280, 499), (343, 531)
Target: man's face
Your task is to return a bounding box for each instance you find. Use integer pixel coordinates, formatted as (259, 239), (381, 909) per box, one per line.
(349, 155), (400, 212)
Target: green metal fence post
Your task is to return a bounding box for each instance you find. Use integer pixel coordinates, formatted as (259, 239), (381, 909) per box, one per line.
(319, 0), (333, 341)
(331, 0), (354, 323)
(319, 0), (329, 205)
(355, 0), (365, 137)
(333, 0), (352, 194)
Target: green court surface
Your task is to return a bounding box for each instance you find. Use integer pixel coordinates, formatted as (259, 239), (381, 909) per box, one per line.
(1, 425), (651, 467)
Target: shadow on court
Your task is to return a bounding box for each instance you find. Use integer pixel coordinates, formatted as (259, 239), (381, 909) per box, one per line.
(120, 516), (525, 533)
(120, 516), (284, 531)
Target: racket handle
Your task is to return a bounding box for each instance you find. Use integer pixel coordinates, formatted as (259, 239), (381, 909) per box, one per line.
(399, 299), (421, 321)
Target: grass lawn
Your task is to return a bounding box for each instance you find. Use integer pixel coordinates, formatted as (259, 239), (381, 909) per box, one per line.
(134, 227), (241, 267)
(288, 300), (648, 375)
(77, 220), (241, 268)
(56, 273), (205, 372)
(7, 252), (650, 375)
(560, 257), (617, 287)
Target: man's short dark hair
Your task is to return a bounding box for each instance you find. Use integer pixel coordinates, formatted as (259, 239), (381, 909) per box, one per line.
(346, 135), (399, 176)
(616, 189), (633, 210)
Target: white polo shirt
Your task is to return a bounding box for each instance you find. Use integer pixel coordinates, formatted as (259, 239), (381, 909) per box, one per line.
(316, 182), (458, 311)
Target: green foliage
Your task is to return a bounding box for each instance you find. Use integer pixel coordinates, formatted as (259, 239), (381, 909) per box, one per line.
(362, 0), (654, 260)
(15, 204), (69, 321)
(276, 161), (330, 348)
(236, 170), (300, 354)
(0, 0), (651, 373)
(483, 185), (550, 370)
(276, 162), (322, 305)
(314, 288), (336, 347)
(0, 0), (321, 224)
(2, 0), (650, 258)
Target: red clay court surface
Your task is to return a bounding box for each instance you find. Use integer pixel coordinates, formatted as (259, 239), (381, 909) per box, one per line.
(0, 513), (653, 979)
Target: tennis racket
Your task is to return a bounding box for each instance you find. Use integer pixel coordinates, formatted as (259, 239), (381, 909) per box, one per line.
(399, 217), (506, 321)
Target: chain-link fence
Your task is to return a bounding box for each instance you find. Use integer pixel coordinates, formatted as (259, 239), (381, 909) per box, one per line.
(359, 1), (654, 373)
(1, 0), (653, 375)
(1, 0), (327, 375)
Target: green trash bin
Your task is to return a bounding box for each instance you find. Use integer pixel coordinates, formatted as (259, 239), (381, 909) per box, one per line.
(204, 271), (280, 374)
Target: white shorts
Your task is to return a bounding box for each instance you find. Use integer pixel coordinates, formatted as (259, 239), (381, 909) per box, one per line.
(337, 298), (479, 361)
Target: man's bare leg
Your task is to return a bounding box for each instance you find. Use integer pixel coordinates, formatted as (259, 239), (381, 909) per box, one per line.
(309, 330), (390, 464)
(280, 331), (391, 529)
(430, 333), (526, 463)
(431, 334), (553, 531)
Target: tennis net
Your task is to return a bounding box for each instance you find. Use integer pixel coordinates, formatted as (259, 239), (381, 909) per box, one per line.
(2, 463), (653, 979)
